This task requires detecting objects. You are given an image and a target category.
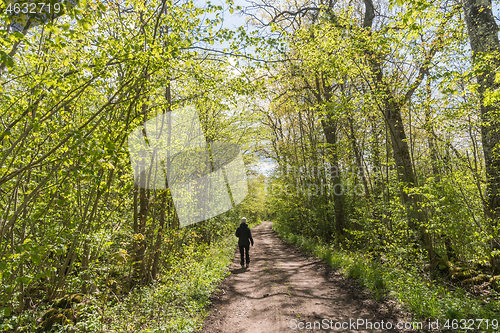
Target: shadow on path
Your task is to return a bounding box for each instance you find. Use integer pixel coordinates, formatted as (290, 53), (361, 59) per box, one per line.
(198, 221), (417, 333)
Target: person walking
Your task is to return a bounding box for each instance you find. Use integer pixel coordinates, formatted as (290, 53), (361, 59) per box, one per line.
(235, 217), (254, 268)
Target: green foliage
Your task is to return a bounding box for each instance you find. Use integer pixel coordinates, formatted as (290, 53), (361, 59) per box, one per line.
(0, 0), (267, 328)
(3, 0), (500, 329)
(2, 235), (240, 332)
(86, 238), (236, 333)
(237, 174), (267, 223)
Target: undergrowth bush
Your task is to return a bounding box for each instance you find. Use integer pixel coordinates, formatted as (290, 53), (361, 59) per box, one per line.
(26, 220), (262, 333)
(14, 236), (238, 333)
(88, 237), (236, 333)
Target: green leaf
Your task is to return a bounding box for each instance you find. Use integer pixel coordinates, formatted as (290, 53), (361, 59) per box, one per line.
(32, 253), (41, 266)
(0, 51), (14, 68)
(16, 275), (32, 285)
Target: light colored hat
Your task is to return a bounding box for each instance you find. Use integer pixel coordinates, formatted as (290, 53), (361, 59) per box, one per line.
(241, 217), (247, 223)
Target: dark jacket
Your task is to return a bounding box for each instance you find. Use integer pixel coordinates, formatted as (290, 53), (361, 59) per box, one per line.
(235, 222), (254, 247)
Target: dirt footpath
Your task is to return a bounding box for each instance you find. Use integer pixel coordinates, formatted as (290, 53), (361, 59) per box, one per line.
(199, 221), (416, 333)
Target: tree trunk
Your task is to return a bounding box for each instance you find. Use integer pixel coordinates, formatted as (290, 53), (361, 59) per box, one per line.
(321, 116), (346, 239)
(133, 181), (149, 284)
(363, 0), (434, 264)
(370, 117), (383, 199)
(151, 190), (167, 281)
(307, 73), (348, 240)
(81, 241), (90, 294)
(425, 80), (455, 261)
(347, 115), (370, 199)
(424, 80), (440, 181)
(462, 0), (500, 271)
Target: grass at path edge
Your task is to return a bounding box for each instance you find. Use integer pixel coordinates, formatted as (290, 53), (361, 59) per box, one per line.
(272, 222), (500, 333)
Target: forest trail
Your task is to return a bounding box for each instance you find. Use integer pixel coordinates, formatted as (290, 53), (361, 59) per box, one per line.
(199, 221), (414, 333)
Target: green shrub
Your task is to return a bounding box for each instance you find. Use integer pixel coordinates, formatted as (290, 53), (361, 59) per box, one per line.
(346, 262), (363, 279)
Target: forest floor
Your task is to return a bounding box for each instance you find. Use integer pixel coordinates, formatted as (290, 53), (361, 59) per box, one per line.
(198, 221), (420, 333)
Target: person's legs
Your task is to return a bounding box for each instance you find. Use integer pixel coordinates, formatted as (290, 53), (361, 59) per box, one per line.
(245, 245), (250, 266)
(239, 245), (245, 267)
